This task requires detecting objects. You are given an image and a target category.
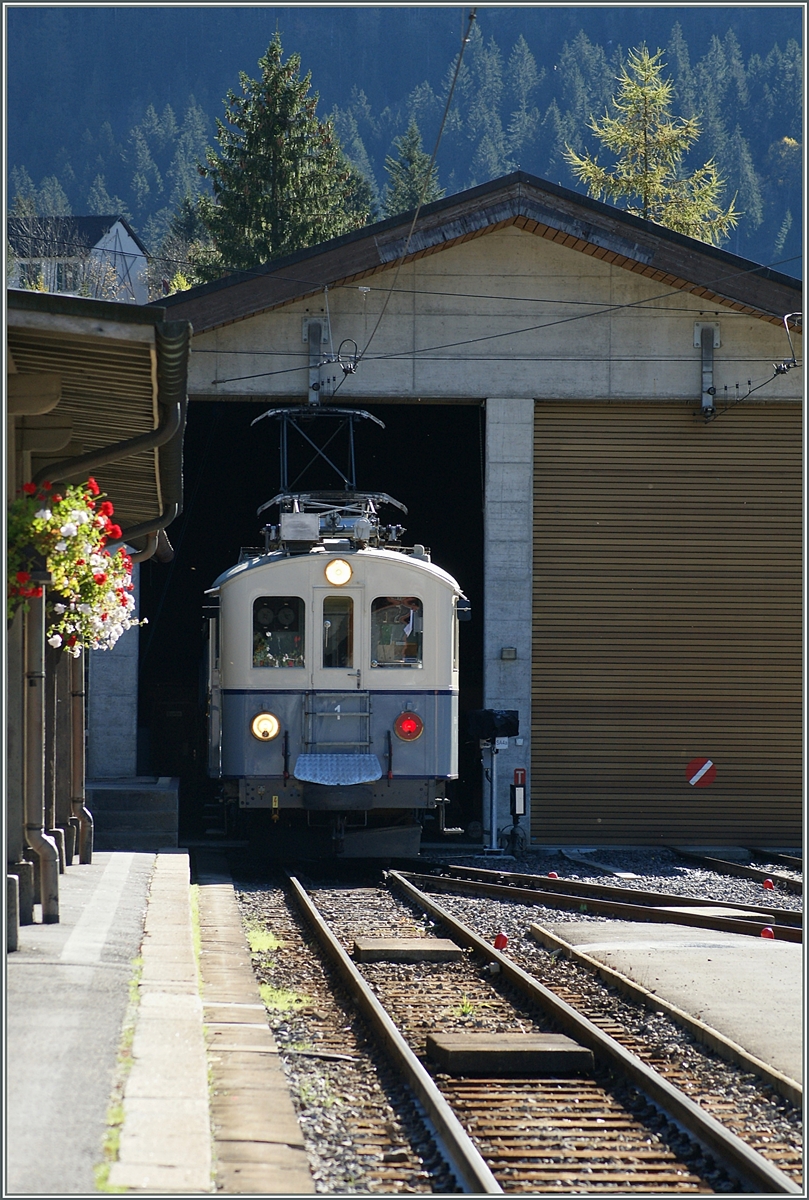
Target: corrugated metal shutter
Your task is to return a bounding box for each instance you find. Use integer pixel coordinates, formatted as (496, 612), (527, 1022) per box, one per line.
(531, 401), (801, 846)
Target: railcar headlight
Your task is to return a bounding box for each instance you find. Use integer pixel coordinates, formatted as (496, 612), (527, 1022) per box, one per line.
(324, 558), (352, 586)
(250, 712), (280, 741)
(394, 711), (424, 741)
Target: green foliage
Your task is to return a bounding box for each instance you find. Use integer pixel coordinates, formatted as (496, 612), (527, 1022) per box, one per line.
(11, 167), (71, 216)
(383, 119), (445, 217)
(7, 19), (802, 271)
(259, 984), (309, 1012)
(563, 46), (740, 245)
(194, 33), (371, 280)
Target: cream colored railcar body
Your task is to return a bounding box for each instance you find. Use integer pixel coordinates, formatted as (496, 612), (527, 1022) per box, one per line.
(207, 542), (463, 856)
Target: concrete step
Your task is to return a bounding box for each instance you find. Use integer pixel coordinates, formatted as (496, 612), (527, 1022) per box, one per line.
(93, 831), (179, 852)
(85, 778), (179, 852)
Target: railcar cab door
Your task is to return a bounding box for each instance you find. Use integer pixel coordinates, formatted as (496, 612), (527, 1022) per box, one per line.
(311, 556), (365, 692)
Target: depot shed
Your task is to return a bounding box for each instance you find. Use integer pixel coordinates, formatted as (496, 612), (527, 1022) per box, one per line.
(161, 172), (802, 847)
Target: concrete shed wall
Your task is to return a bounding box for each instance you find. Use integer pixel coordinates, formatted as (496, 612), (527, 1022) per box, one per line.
(187, 226), (801, 406)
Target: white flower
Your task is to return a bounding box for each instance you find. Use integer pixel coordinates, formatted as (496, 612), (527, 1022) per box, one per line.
(59, 523), (78, 538)
(69, 510), (90, 525)
(78, 603), (92, 615)
(55, 541), (68, 552)
(47, 633), (63, 647)
(35, 508), (52, 520)
(53, 603), (66, 614)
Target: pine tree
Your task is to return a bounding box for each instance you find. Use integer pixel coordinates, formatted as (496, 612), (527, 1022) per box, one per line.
(507, 35), (543, 162)
(382, 119), (444, 218)
(194, 33), (370, 280)
(564, 46), (740, 245)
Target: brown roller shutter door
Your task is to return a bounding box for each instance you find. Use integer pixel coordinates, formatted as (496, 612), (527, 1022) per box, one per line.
(531, 401), (801, 846)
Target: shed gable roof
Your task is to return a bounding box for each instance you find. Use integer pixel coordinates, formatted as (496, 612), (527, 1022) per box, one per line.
(160, 172), (800, 333)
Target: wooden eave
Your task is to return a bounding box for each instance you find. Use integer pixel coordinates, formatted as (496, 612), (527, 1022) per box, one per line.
(159, 173), (802, 334)
(7, 291), (190, 530)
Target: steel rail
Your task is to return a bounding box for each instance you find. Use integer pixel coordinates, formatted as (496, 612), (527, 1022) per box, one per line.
(284, 874), (502, 1194)
(387, 870), (801, 1195)
(671, 850), (803, 896)
(529, 922), (803, 1108)
(747, 849), (803, 871)
(407, 871), (801, 942)
(445, 864), (803, 925)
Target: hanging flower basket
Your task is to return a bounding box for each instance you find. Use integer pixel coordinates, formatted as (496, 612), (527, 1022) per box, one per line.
(7, 477), (146, 656)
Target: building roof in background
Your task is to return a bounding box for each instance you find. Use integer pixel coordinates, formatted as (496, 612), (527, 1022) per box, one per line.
(7, 215), (149, 259)
(159, 171), (801, 334)
(7, 289), (189, 539)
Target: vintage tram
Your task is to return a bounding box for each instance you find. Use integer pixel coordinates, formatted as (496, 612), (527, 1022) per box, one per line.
(205, 420), (469, 857)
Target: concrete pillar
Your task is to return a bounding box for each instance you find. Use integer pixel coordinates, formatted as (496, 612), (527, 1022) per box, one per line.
(24, 592), (60, 922)
(87, 563), (140, 779)
(6, 607), (34, 926)
(44, 646), (66, 872)
(7, 875), (19, 952)
(54, 651), (76, 863)
(71, 653), (93, 865)
(483, 398), (534, 850)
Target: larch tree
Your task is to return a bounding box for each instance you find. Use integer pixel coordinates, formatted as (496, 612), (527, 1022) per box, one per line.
(564, 45), (740, 245)
(382, 119), (444, 218)
(194, 33), (370, 280)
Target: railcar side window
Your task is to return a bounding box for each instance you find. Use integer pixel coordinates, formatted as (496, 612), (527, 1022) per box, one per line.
(323, 596), (353, 668)
(252, 597), (305, 668)
(371, 597), (423, 667)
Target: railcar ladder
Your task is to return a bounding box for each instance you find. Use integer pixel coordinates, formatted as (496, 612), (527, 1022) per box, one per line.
(304, 691), (372, 750)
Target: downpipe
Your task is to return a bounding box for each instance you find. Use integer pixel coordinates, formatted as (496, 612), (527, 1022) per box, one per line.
(70, 652), (94, 864)
(25, 588), (60, 922)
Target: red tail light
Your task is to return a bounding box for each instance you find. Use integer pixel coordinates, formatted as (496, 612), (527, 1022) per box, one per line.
(394, 711), (423, 741)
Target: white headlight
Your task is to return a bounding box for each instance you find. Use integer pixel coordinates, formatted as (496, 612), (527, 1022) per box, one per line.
(325, 558), (352, 586)
(251, 712), (280, 741)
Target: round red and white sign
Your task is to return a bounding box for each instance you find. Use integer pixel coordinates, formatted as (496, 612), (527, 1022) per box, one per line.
(686, 757), (716, 788)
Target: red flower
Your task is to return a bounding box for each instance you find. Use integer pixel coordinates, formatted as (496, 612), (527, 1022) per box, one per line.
(86, 500), (96, 509)
(99, 536), (107, 548)
(101, 613), (108, 621)
(53, 494), (62, 502)
(41, 481), (51, 489)
(87, 477), (100, 496)
(67, 635), (77, 647)
(108, 524), (122, 540)
(93, 573), (107, 585)
(76, 559), (85, 566)
(22, 482), (37, 495)
(30, 586), (43, 598)
(100, 500), (114, 517)
(16, 571), (31, 584)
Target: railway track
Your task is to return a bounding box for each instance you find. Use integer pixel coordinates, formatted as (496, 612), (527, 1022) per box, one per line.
(236, 881), (456, 1193)
(670, 850), (803, 897)
(413, 864), (802, 941)
(279, 870), (800, 1194)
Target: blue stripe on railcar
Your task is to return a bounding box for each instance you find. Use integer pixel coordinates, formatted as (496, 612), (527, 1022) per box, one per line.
(220, 689), (457, 779)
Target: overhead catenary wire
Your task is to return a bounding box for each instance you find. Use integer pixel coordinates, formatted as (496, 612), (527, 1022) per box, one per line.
(330, 6), (479, 395)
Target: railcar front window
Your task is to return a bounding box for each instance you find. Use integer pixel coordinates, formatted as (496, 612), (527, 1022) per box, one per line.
(371, 597), (423, 667)
(252, 596), (305, 668)
(323, 595), (353, 668)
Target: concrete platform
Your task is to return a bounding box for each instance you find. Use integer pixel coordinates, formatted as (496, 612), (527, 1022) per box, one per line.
(543, 919), (803, 1086)
(6, 848), (313, 1194)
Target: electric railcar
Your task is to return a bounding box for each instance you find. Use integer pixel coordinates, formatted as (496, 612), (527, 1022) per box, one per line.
(205, 489), (468, 857)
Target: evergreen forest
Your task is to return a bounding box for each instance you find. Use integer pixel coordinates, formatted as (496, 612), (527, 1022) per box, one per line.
(6, 7), (803, 279)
